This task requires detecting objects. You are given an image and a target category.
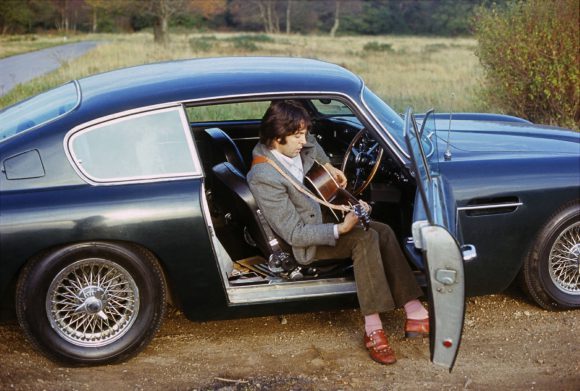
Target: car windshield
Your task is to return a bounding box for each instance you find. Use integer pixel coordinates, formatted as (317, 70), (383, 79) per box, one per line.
(363, 87), (434, 158)
(0, 81), (79, 142)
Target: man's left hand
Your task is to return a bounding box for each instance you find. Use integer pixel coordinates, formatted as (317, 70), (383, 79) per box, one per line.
(325, 163), (347, 188)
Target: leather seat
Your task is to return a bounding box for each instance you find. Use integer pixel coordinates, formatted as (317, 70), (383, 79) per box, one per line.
(211, 161), (275, 258)
(206, 127), (352, 279)
(204, 127), (247, 174)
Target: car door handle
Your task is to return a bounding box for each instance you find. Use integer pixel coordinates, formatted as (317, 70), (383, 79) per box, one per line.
(461, 244), (477, 262)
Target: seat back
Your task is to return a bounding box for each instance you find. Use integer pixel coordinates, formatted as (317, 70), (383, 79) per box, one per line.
(211, 162), (274, 257)
(204, 127), (247, 174)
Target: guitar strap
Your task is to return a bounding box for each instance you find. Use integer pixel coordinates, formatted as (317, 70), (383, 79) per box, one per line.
(252, 155), (352, 213)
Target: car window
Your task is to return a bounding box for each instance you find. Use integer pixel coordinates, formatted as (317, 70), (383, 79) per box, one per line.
(69, 107), (201, 183)
(0, 81), (79, 142)
(311, 99), (354, 116)
(186, 101), (271, 122)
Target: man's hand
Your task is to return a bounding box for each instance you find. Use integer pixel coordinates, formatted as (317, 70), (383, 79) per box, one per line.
(337, 211), (359, 235)
(324, 163), (347, 188)
(358, 200), (372, 214)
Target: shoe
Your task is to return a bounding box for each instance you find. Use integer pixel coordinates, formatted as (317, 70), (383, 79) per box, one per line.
(405, 318), (429, 338)
(363, 329), (397, 365)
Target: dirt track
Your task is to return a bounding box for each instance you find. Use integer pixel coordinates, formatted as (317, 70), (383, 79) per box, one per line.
(0, 287), (578, 391)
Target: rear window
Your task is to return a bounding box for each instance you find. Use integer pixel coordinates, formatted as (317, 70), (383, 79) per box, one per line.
(0, 81), (79, 142)
(68, 107), (201, 183)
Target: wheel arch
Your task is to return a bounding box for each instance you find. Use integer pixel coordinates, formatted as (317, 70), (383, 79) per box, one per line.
(519, 198), (580, 309)
(14, 239), (172, 364)
(13, 239), (176, 310)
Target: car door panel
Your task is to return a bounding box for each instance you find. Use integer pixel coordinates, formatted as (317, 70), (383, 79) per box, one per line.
(404, 108), (471, 370)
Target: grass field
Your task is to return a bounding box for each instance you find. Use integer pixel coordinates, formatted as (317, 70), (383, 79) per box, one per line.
(0, 32), (490, 113)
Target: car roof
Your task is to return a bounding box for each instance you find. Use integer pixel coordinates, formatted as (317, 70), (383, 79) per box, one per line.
(77, 57), (364, 115)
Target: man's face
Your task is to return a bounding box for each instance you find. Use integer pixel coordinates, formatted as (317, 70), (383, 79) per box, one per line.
(273, 126), (307, 158)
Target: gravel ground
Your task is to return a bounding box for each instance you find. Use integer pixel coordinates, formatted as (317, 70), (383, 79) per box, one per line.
(0, 287), (578, 391)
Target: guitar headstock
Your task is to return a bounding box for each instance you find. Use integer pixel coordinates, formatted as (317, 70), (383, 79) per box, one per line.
(353, 204), (370, 231)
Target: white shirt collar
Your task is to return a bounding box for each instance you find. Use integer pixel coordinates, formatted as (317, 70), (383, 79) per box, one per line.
(271, 149), (304, 182)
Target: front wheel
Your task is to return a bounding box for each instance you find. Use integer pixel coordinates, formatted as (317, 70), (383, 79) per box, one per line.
(16, 242), (167, 365)
(522, 202), (579, 310)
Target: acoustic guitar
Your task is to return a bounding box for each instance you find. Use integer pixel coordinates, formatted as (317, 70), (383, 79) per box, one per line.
(304, 161), (371, 230)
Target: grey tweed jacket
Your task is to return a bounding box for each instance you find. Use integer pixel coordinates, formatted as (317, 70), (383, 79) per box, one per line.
(247, 134), (335, 264)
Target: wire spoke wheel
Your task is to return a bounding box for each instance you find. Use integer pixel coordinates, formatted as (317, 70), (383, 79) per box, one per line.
(46, 258), (140, 347)
(548, 222), (580, 295)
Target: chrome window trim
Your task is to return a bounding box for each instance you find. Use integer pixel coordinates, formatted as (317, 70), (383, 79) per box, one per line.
(63, 88), (411, 186)
(457, 202), (524, 212)
(360, 86), (410, 161)
(184, 89), (408, 165)
(65, 105), (203, 186)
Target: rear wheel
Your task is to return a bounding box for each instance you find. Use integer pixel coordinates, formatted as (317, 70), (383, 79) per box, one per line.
(16, 242), (167, 365)
(522, 202), (580, 310)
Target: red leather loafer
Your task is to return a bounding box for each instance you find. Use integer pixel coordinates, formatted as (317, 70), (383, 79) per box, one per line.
(363, 329), (397, 365)
(405, 318), (429, 338)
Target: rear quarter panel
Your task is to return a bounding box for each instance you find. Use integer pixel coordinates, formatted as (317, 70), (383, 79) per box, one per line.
(0, 178), (230, 318)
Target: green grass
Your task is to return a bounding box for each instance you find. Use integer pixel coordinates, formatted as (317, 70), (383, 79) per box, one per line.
(0, 32), (490, 114)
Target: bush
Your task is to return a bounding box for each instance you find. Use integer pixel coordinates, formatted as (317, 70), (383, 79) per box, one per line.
(474, 0), (579, 129)
(189, 35), (216, 52)
(224, 35), (274, 52)
(363, 41), (393, 52)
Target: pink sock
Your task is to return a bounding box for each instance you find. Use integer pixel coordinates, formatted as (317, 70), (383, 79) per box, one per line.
(404, 299), (428, 320)
(364, 313), (383, 336)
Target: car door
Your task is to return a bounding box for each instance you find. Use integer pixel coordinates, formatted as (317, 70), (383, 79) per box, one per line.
(404, 108), (475, 370)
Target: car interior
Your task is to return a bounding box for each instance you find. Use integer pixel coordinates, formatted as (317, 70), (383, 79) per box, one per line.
(188, 98), (424, 303)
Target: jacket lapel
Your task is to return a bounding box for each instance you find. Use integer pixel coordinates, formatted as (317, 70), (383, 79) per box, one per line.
(253, 143), (315, 190)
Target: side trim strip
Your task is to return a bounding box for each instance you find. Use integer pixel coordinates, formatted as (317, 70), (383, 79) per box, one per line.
(457, 202), (523, 212)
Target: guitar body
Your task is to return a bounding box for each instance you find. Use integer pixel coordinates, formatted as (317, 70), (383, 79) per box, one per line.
(304, 162), (370, 229)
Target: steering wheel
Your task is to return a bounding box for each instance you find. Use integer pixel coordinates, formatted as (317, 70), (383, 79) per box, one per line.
(340, 129), (384, 196)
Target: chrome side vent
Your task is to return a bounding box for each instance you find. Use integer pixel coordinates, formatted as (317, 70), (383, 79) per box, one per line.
(459, 196), (522, 217)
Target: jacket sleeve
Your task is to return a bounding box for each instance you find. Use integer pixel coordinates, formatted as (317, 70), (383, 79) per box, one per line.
(248, 167), (336, 248)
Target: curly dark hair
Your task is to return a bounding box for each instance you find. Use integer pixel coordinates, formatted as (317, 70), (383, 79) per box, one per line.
(260, 100), (312, 147)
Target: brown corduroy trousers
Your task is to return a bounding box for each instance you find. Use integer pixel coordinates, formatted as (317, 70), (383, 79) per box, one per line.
(314, 221), (423, 315)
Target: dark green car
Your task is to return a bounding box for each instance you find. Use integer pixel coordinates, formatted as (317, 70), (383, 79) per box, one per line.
(0, 58), (578, 367)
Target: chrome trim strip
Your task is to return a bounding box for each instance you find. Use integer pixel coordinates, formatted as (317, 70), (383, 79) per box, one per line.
(360, 88), (409, 162)
(62, 88), (411, 182)
(186, 89), (408, 165)
(226, 278), (356, 304)
(455, 202), (523, 233)
(457, 202), (523, 212)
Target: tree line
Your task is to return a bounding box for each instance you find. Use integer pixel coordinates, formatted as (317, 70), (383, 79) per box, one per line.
(1, 0), (497, 42)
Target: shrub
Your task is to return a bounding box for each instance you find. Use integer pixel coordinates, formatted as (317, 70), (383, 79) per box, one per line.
(231, 38), (258, 51)
(473, 0), (579, 129)
(363, 41), (393, 52)
(189, 36), (216, 52)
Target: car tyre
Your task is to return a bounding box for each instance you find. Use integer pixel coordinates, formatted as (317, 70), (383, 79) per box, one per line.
(522, 201), (579, 310)
(16, 242), (167, 365)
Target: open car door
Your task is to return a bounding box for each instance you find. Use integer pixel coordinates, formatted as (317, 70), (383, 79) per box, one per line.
(404, 108), (475, 371)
